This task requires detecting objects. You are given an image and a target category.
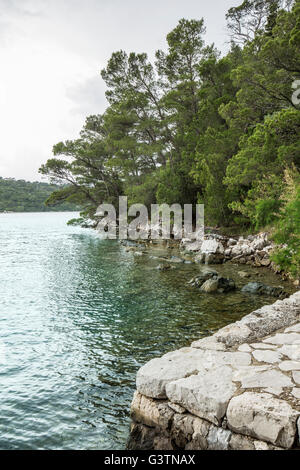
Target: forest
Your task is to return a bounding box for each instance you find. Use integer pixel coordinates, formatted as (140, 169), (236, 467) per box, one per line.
(39, 0), (300, 277)
(0, 178), (80, 212)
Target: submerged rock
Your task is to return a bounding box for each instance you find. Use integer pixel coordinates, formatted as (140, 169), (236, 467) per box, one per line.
(189, 270), (236, 293)
(200, 279), (219, 293)
(241, 282), (286, 298)
(157, 264), (173, 271)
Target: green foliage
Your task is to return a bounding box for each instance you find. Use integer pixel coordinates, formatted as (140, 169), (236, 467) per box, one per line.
(272, 184), (300, 277)
(38, 1), (300, 275)
(0, 177), (80, 212)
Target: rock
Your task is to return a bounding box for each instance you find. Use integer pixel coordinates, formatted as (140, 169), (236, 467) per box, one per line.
(229, 433), (255, 450)
(238, 344), (252, 352)
(205, 253), (225, 264)
(169, 256), (185, 264)
(196, 239), (225, 265)
(207, 426), (232, 450)
(156, 264), (172, 271)
(285, 324), (300, 333)
(201, 239), (224, 254)
(130, 391), (174, 429)
(279, 361), (300, 372)
(136, 348), (206, 398)
(252, 349), (282, 364)
(264, 333), (300, 346)
(238, 271), (251, 278)
(227, 392), (299, 448)
(260, 258), (271, 267)
(188, 269), (218, 287)
(167, 402), (186, 414)
(215, 322), (253, 347)
(250, 343), (278, 350)
(170, 414), (194, 449)
(217, 277), (236, 293)
(233, 368), (293, 390)
(241, 282), (286, 298)
(166, 366), (237, 426)
(191, 336), (227, 351)
(185, 417), (210, 450)
(291, 388), (300, 399)
(199, 276), (236, 293)
(292, 371), (300, 384)
(200, 279), (219, 293)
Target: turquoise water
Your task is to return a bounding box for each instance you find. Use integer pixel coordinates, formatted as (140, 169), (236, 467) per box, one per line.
(0, 212), (294, 450)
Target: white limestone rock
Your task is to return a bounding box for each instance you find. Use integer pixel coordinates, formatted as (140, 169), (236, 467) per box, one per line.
(166, 366), (237, 426)
(250, 343), (278, 350)
(278, 345), (300, 361)
(200, 239), (224, 254)
(235, 368), (292, 390)
(263, 333), (300, 345)
(215, 322), (253, 347)
(252, 349), (282, 364)
(292, 371), (300, 384)
(207, 426), (232, 450)
(136, 348), (206, 399)
(291, 388), (300, 399)
(279, 361), (300, 372)
(191, 336), (226, 351)
(227, 392), (299, 448)
(238, 344), (252, 353)
(285, 324), (300, 333)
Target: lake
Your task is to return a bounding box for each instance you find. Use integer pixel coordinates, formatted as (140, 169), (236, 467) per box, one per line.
(0, 212), (293, 449)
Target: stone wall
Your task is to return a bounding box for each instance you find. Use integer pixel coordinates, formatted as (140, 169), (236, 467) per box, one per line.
(128, 292), (300, 450)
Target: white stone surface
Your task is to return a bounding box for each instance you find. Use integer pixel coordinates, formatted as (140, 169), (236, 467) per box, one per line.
(191, 336), (226, 351)
(136, 348), (206, 398)
(207, 426), (232, 450)
(238, 344), (252, 353)
(252, 349), (282, 364)
(227, 392), (299, 448)
(291, 388), (300, 399)
(166, 366), (236, 426)
(292, 371), (300, 384)
(200, 239), (224, 254)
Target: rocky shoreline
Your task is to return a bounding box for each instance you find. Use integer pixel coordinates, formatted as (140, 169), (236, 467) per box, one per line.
(127, 291), (300, 450)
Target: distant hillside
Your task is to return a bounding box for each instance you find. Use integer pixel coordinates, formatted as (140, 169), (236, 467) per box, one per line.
(0, 177), (80, 212)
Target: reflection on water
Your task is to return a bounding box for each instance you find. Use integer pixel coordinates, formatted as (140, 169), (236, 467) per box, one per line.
(0, 212), (294, 449)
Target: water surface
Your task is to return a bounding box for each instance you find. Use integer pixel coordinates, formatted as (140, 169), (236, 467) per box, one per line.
(0, 212), (294, 449)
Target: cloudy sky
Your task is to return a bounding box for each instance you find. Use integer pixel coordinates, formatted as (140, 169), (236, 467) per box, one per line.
(0, 0), (240, 181)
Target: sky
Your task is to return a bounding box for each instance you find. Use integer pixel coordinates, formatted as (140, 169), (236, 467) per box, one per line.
(0, 0), (241, 182)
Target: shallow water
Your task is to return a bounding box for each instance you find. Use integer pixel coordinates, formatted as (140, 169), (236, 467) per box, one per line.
(0, 212), (294, 449)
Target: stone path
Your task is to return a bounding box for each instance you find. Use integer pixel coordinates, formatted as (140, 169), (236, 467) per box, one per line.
(131, 291), (300, 450)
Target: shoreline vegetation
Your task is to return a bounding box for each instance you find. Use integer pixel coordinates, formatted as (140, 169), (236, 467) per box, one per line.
(0, 177), (80, 213)
(38, 0), (300, 281)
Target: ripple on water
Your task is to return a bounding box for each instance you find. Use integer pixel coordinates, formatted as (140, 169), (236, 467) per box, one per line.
(0, 212), (295, 449)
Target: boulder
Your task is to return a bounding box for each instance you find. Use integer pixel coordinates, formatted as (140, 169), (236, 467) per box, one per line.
(227, 392), (299, 449)
(166, 366), (237, 426)
(241, 282), (286, 298)
(189, 271), (236, 293)
(200, 279), (219, 293)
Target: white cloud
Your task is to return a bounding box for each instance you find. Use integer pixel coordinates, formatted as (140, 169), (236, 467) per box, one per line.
(0, 0), (241, 181)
